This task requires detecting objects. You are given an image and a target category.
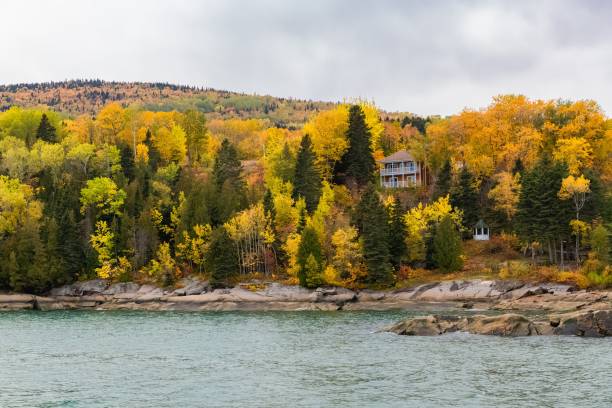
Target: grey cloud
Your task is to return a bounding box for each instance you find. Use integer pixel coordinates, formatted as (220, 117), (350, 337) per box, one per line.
(0, 0), (610, 116)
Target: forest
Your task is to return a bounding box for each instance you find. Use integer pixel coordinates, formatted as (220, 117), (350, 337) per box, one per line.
(0, 92), (610, 293)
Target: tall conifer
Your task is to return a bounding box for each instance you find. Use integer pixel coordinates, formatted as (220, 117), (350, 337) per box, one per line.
(337, 105), (376, 187)
(293, 134), (322, 213)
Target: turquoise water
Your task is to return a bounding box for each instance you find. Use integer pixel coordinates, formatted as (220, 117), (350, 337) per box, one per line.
(0, 311), (610, 408)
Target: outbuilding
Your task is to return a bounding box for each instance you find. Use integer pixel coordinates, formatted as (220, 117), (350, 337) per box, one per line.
(473, 219), (490, 241)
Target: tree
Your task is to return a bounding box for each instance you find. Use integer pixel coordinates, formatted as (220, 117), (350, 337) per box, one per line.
(296, 225), (323, 288)
(355, 184), (393, 285)
(387, 196), (407, 269)
(80, 177), (126, 217)
(434, 159), (452, 199)
(451, 166), (479, 229)
(36, 113), (57, 143)
(558, 174), (591, 264)
(208, 226), (238, 288)
(181, 109), (209, 165)
(292, 134), (322, 213)
(488, 171), (521, 222)
(589, 224), (610, 266)
(432, 215), (463, 272)
(212, 139), (247, 224)
(337, 105), (376, 187)
(516, 156), (573, 263)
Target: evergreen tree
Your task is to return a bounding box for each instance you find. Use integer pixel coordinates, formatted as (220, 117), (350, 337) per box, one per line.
(515, 156), (573, 260)
(432, 215), (463, 272)
(434, 159), (452, 199)
(292, 134), (322, 213)
(208, 227), (238, 288)
(337, 105), (376, 187)
(144, 129), (161, 171)
(37, 113), (57, 143)
(296, 225), (323, 288)
(355, 184), (393, 285)
(451, 166), (479, 229)
(512, 158), (524, 176)
(387, 196), (407, 269)
(212, 139), (247, 224)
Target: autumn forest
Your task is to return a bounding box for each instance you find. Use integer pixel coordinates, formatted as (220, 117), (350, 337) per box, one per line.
(0, 82), (610, 293)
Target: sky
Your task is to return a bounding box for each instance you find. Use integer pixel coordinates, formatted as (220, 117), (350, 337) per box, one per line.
(1, 0), (611, 116)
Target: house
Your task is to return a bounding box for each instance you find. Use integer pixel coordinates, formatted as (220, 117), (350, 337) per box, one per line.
(473, 219), (490, 241)
(378, 150), (426, 188)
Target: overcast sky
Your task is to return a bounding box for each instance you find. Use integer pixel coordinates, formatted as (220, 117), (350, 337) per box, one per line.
(1, 0), (610, 116)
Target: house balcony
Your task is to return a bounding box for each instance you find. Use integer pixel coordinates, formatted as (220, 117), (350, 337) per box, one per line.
(382, 180), (416, 188)
(380, 166), (418, 176)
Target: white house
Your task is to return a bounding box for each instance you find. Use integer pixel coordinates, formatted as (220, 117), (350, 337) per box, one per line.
(378, 150), (426, 188)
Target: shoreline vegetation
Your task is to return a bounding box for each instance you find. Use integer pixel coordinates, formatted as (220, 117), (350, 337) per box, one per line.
(0, 81), (610, 301)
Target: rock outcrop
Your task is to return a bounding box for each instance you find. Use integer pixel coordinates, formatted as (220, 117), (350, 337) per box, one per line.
(385, 310), (612, 337)
(0, 278), (610, 313)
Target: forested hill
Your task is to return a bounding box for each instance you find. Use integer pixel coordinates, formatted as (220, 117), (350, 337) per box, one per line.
(0, 80), (339, 127)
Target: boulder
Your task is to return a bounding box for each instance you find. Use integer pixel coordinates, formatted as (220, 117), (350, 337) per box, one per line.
(463, 314), (539, 336)
(76, 279), (109, 295)
(103, 282), (140, 295)
(553, 310), (612, 337)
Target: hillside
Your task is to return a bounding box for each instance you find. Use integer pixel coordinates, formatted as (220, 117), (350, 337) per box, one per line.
(0, 80), (339, 127)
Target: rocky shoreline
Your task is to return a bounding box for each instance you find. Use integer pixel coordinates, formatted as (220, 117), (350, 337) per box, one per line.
(0, 279), (609, 316)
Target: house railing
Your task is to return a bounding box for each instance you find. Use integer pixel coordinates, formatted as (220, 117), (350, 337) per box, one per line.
(382, 180), (416, 188)
(380, 166), (417, 176)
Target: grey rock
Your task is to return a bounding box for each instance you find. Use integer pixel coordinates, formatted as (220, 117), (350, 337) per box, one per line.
(103, 282), (140, 295)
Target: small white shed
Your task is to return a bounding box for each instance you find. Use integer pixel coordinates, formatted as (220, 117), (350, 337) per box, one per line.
(473, 219), (490, 241)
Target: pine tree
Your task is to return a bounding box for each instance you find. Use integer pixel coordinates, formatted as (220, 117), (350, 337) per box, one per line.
(355, 184), (393, 285)
(387, 196), (407, 269)
(434, 159), (452, 199)
(37, 113), (57, 143)
(337, 105), (376, 187)
(451, 166), (479, 229)
(293, 134), (322, 213)
(296, 225), (323, 288)
(208, 226), (238, 288)
(432, 215), (463, 272)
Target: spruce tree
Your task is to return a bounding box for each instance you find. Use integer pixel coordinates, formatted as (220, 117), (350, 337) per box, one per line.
(451, 166), (479, 229)
(434, 159), (452, 199)
(515, 156), (572, 260)
(212, 139), (247, 224)
(144, 129), (161, 171)
(355, 184), (393, 285)
(293, 134), (322, 213)
(337, 105), (376, 187)
(37, 113), (57, 143)
(296, 225), (323, 288)
(432, 215), (463, 272)
(387, 196), (407, 270)
(208, 226), (238, 288)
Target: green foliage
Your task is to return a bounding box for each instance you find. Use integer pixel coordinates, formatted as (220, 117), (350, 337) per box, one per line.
(337, 105), (376, 187)
(293, 134), (322, 213)
(387, 196), (407, 269)
(296, 225), (323, 288)
(208, 226), (238, 288)
(432, 215), (464, 272)
(434, 159), (452, 199)
(36, 113), (57, 143)
(80, 177), (126, 217)
(450, 166), (479, 229)
(355, 184), (393, 285)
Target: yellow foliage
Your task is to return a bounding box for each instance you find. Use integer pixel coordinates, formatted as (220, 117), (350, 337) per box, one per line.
(553, 137), (593, 175)
(488, 171), (521, 219)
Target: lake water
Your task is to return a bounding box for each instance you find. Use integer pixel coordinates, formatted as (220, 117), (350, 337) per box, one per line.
(0, 310), (610, 407)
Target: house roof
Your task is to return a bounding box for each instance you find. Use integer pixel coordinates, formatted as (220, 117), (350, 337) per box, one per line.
(474, 219), (489, 229)
(378, 150), (416, 163)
